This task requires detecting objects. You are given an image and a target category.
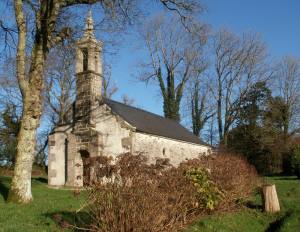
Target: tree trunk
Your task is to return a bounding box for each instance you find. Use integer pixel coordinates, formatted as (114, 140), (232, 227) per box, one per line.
(8, 41), (45, 203)
(11, 0), (59, 203)
(217, 100), (223, 142)
(8, 92), (42, 203)
(223, 133), (228, 147)
(262, 184), (280, 213)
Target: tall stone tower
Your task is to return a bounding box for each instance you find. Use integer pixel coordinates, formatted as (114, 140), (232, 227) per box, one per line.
(67, 11), (103, 186)
(75, 11), (103, 125)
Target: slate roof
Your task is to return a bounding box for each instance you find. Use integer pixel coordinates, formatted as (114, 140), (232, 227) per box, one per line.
(103, 98), (208, 146)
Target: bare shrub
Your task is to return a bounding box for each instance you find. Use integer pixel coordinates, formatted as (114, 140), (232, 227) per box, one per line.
(76, 153), (259, 231)
(197, 152), (260, 209)
(78, 154), (218, 231)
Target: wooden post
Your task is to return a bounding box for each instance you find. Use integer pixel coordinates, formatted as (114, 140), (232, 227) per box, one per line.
(262, 184), (280, 213)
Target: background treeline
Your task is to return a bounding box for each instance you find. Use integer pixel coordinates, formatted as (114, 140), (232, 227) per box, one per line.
(139, 19), (300, 176)
(1, 9), (300, 177)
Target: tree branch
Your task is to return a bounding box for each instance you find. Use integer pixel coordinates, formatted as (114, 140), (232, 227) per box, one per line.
(14, 0), (29, 97)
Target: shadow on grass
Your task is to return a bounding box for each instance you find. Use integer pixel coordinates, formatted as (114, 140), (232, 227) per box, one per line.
(245, 201), (263, 211)
(264, 173), (298, 179)
(265, 210), (293, 232)
(0, 179), (9, 201)
(44, 211), (90, 231)
(34, 177), (48, 184)
(271, 177), (299, 181)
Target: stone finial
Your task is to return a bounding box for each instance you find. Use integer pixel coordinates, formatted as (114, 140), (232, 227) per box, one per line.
(83, 10), (95, 39)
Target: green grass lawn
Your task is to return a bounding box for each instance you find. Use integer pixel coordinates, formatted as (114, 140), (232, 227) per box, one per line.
(0, 176), (86, 232)
(0, 176), (299, 232)
(186, 176), (300, 232)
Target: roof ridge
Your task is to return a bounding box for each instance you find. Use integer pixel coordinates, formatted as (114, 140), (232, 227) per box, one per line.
(103, 97), (180, 124)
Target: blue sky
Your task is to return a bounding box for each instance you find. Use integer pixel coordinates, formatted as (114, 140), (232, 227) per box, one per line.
(204, 0), (300, 57)
(110, 0), (300, 116)
(1, 0), (300, 126)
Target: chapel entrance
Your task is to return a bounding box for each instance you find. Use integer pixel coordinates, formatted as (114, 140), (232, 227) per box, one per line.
(79, 150), (91, 186)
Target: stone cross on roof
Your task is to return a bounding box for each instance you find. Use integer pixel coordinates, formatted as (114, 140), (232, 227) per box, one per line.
(83, 10), (96, 40)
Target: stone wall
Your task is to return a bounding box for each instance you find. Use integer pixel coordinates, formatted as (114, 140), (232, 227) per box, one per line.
(48, 125), (72, 186)
(132, 132), (210, 166)
(94, 104), (133, 158)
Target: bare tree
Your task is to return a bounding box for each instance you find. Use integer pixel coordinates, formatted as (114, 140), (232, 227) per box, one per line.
(102, 64), (118, 99)
(190, 78), (214, 138)
(121, 94), (135, 106)
(0, 57), (22, 112)
(1, 0), (201, 203)
(139, 15), (208, 121)
(206, 114), (218, 146)
(44, 42), (76, 126)
(210, 29), (270, 146)
(0, 55), (51, 167)
(274, 56), (300, 138)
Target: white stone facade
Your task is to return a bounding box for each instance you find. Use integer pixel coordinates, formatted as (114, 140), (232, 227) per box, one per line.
(132, 132), (209, 166)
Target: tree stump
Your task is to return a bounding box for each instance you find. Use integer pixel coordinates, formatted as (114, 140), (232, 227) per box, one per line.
(262, 184), (280, 213)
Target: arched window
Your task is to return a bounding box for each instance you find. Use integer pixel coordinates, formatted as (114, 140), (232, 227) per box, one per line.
(82, 48), (88, 71)
(79, 150), (90, 186)
(95, 54), (98, 73)
(79, 149), (90, 159)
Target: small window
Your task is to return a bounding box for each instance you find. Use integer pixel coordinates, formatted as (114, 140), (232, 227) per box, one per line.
(95, 55), (98, 73)
(82, 48), (88, 71)
(163, 148), (166, 156)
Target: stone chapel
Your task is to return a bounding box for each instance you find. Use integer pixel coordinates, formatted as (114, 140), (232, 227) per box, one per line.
(48, 12), (211, 187)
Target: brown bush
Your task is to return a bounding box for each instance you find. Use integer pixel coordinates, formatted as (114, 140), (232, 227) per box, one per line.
(196, 152), (260, 209)
(76, 152), (259, 231)
(77, 154), (208, 232)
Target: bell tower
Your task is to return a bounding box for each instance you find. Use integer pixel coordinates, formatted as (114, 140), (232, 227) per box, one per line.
(75, 11), (103, 123)
(68, 11), (103, 187)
